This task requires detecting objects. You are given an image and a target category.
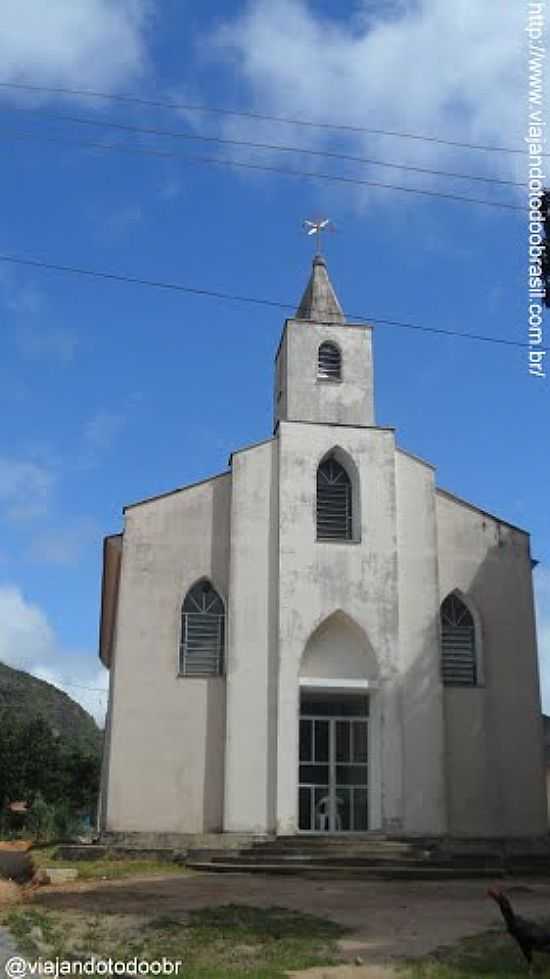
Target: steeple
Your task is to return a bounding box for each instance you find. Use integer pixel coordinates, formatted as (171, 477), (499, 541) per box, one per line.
(273, 250), (374, 431)
(296, 254), (345, 325)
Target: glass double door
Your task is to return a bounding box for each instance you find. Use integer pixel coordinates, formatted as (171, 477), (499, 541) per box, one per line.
(298, 714), (369, 832)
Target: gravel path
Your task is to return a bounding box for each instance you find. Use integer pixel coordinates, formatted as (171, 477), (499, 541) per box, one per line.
(0, 924), (19, 977)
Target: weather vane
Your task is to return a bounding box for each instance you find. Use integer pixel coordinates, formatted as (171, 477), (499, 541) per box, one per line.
(302, 217), (335, 255)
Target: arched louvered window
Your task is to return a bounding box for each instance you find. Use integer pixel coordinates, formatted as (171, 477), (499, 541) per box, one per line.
(318, 342), (341, 380)
(317, 458), (352, 540)
(180, 580), (225, 676)
(440, 594), (477, 686)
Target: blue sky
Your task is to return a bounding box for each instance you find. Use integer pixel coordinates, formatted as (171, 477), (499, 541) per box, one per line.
(0, 0), (548, 722)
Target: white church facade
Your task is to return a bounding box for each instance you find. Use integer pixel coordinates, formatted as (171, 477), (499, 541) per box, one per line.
(99, 254), (547, 839)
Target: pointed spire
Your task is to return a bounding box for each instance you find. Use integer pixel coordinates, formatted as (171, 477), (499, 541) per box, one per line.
(296, 254), (345, 325)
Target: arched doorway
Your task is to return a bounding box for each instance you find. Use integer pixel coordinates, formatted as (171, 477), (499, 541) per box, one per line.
(298, 613), (379, 833)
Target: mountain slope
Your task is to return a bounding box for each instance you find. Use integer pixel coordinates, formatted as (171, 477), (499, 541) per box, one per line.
(0, 662), (102, 754)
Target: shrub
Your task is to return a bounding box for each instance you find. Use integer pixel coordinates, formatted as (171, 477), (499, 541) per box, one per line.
(28, 793), (55, 842)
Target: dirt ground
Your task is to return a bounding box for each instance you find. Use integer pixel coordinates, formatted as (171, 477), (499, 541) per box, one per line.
(288, 968), (399, 978)
(28, 872), (550, 967)
(0, 880), (21, 906)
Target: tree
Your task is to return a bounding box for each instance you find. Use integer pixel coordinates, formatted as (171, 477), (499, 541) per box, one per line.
(0, 715), (101, 827)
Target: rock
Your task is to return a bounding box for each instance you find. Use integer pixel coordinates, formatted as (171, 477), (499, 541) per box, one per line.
(354, 957), (364, 966)
(70, 951), (97, 963)
(0, 852), (34, 883)
(42, 867), (78, 884)
(32, 869), (51, 886)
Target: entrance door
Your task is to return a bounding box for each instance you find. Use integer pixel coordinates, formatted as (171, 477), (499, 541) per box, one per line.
(298, 699), (369, 832)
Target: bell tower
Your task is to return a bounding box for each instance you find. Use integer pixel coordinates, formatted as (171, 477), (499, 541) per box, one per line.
(274, 254), (375, 430)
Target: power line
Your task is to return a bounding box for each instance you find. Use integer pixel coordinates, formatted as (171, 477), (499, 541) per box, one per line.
(0, 678), (107, 694)
(0, 106), (525, 188)
(0, 252), (536, 350)
(0, 78), (538, 156)
(53, 681), (108, 694)
(2, 129), (524, 212)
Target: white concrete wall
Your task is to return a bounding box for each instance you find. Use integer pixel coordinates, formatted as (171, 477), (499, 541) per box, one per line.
(396, 451), (447, 834)
(224, 439), (278, 832)
(276, 420), (401, 834)
(103, 475), (231, 833)
(436, 492), (547, 836)
(301, 612), (379, 681)
(275, 320), (374, 428)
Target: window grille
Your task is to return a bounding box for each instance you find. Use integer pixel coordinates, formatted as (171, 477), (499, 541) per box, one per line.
(317, 458), (352, 540)
(440, 594), (477, 686)
(318, 342), (341, 380)
(180, 581), (224, 676)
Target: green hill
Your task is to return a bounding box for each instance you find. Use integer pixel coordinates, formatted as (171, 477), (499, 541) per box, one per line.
(0, 662), (102, 755)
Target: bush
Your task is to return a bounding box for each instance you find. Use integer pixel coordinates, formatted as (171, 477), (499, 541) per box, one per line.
(28, 793), (55, 842)
(52, 802), (81, 841)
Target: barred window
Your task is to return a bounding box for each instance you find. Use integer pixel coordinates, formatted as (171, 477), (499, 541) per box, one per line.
(317, 458), (352, 540)
(440, 594), (477, 686)
(180, 581), (225, 676)
(318, 342), (341, 380)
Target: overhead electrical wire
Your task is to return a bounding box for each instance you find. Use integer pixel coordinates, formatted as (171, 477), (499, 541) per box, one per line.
(0, 78), (539, 156)
(0, 680), (107, 696)
(0, 252), (535, 350)
(2, 129), (525, 212)
(0, 106), (525, 188)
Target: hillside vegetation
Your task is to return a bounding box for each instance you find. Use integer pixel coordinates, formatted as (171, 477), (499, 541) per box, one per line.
(0, 662), (102, 754)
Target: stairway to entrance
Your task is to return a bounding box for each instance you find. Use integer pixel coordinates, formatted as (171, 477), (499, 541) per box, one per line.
(185, 835), (550, 879)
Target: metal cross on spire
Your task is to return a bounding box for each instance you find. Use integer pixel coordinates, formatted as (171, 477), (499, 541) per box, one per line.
(302, 217), (335, 255)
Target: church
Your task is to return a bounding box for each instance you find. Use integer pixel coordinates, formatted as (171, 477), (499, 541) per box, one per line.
(98, 251), (547, 840)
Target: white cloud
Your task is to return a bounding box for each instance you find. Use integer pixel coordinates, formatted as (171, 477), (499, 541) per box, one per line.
(204, 0), (532, 201)
(0, 0), (153, 96)
(0, 456), (56, 522)
(0, 584), (107, 724)
(33, 665), (108, 727)
(536, 567), (550, 714)
(0, 274), (79, 364)
(0, 585), (56, 669)
(28, 517), (100, 566)
(84, 412), (125, 451)
(158, 175), (183, 201)
(6, 281), (44, 316)
(16, 324), (79, 363)
(99, 204), (144, 244)
(79, 410), (126, 470)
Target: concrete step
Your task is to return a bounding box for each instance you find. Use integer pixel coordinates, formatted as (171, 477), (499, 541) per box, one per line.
(188, 850), (517, 868)
(250, 842), (423, 854)
(55, 845), (180, 862)
(236, 852), (432, 864)
(263, 837), (407, 848)
(188, 845), (431, 860)
(185, 838), (550, 878)
(185, 860), (504, 880)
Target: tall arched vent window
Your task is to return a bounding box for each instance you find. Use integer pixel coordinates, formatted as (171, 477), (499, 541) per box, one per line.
(440, 594), (477, 686)
(180, 580), (225, 676)
(318, 342), (341, 380)
(317, 458), (352, 540)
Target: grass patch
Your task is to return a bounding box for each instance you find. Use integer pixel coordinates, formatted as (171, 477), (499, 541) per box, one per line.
(1, 903), (347, 978)
(402, 928), (550, 978)
(30, 847), (193, 881)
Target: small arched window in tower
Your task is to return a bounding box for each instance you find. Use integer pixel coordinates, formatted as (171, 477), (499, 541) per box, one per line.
(316, 458), (352, 540)
(180, 580), (225, 676)
(317, 342), (341, 381)
(440, 593), (477, 686)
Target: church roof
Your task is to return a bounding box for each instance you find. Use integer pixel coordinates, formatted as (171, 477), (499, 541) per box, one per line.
(296, 254), (345, 324)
